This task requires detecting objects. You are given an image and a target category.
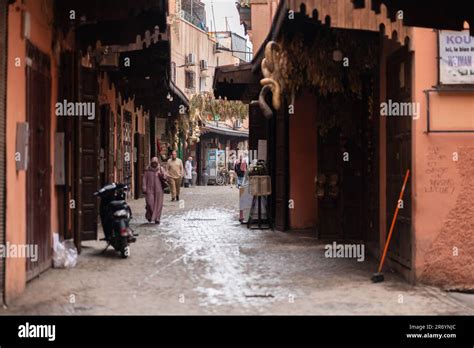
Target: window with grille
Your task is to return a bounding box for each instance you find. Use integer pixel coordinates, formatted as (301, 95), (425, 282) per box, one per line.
(185, 70), (195, 90)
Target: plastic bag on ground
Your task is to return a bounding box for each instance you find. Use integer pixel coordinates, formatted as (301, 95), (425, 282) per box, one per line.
(53, 233), (78, 268)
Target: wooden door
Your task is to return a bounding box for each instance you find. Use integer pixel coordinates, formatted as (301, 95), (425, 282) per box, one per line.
(123, 111), (132, 187)
(58, 51), (76, 241)
(386, 47), (413, 268)
(108, 111), (115, 184)
(134, 133), (145, 199)
(116, 107), (123, 182)
(362, 73), (380, 244)
(26, 41), (52, 280)
(272, 103), (289, 231)
(99, 104), (114, 185)
(341, 134), (364, 240)
(144, 115), (150, 170)
(99, 105), (107, 188)
(317, 95), (366, 241)
(318, 127), (343, 240)
(75, 67), (99, 250)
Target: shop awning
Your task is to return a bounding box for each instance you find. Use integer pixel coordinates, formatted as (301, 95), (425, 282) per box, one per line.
(201, 123), (249, 138)
(170, 79), (189, 107)
(213, 63), (261, 102)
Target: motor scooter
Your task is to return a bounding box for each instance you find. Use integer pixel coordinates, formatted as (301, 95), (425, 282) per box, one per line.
(94, 182), (137, 258)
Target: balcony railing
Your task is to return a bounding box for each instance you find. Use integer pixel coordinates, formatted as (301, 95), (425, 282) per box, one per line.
(180, 10), (207, 31)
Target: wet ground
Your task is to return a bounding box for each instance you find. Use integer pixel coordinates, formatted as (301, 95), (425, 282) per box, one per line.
(1, 186), (473, 315)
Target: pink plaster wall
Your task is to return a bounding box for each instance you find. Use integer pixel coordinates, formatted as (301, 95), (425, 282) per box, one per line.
(411, 28), (474, 289)
(6, 0), (58, 302)
(289, 91), (318, 229)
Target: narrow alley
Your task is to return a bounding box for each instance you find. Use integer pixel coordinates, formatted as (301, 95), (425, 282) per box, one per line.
(1, 186), (472, 315)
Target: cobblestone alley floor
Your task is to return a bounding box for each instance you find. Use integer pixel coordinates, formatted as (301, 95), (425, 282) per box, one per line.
(1, 186), (473, 315)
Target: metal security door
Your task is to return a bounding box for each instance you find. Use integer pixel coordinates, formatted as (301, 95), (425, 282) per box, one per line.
(26, 41), (52, 280)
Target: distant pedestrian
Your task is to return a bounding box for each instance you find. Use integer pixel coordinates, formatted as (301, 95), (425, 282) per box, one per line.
(166, 150), (184, 201)
(142, 157), (165, 224)
(228, 155), (236, 188)
(234, 155), (247, 188)
(185, 156), (193, 187)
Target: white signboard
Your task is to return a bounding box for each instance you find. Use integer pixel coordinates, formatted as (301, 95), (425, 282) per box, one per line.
(439, 30), (474, 84)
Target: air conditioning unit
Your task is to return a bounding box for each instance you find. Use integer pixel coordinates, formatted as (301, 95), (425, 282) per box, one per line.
(200, 59), (208, 70)
(185, 53), (196, 66)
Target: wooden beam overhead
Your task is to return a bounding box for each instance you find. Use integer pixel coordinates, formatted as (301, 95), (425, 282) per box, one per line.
(76, 11), (168, 51)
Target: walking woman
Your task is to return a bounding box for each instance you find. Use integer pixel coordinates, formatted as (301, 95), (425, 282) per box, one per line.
(142, 157), (166, 224)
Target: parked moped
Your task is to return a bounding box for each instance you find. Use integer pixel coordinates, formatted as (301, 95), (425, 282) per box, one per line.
(94, 182), (137, 258)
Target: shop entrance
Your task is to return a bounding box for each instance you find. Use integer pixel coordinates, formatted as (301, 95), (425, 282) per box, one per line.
(317, 73), (379, 241)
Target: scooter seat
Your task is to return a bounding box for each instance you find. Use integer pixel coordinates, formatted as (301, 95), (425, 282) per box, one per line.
(110, 200), (127, 208)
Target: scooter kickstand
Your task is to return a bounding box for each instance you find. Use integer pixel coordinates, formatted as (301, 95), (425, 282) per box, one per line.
(101, 242), (111, 254)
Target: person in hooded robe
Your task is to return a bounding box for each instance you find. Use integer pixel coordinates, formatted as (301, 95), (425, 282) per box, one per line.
(142, 157), (166, 224)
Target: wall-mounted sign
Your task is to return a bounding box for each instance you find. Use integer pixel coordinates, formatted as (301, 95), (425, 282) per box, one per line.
(439, 30), (474, 85)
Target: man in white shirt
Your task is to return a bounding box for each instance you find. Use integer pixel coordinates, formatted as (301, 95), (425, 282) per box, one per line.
(184, 156), (193, 187)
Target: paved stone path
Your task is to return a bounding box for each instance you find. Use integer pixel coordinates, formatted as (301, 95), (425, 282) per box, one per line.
(1, 186), (473, 315)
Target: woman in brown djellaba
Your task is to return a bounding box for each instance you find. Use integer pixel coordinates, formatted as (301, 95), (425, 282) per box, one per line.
(142, 157), (166, 224)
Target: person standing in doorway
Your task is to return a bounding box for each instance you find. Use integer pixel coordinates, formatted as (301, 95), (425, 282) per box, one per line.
(142, 157), (165, 224)
(184, 156), (193, 187)
(167, 150), (184, 201)
(234, 155), (247, 188)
